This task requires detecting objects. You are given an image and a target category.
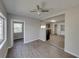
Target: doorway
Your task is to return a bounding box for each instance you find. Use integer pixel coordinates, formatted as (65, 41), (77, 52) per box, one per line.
(13, 21), (24, 40)
(11, 20), (25, 48)
(46, 21), (65, 50)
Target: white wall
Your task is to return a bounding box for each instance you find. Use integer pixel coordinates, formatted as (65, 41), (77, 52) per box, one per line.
(65, 7), (79, 57)
(0, 0), (8, 58)
(8, 14), (40, 48)
(40, 22), (46, 41)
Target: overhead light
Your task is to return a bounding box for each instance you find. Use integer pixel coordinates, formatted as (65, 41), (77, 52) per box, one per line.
(37, 11), (41, 15)
(51, 20), (56, 22)
(41, 25), (46, 29)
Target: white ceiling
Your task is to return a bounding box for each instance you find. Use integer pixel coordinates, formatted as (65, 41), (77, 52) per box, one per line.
(44, 14), (65, 23)
(2, 0), (79, 20)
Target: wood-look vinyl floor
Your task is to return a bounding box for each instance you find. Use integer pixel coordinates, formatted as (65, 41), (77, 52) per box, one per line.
(46, 35), (64, 49)
(6, 39), (76, 58)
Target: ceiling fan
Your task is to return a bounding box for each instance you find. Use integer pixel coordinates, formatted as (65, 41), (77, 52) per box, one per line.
(30, 3), (49, 15)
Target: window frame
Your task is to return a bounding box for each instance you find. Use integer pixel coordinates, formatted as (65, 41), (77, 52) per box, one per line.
(60, 25), (65, 31)
(0, 16), (5, 44)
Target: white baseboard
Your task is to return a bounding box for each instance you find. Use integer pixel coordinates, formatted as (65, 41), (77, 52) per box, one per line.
(64, 50), (79, 58)
(4, 47), (8, 58)
(39, 39), (46, 42)
(24, 39), (39, 44)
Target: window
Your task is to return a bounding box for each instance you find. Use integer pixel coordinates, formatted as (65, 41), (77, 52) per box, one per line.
(14, 23), (22, 33)
(60, 25), (64, 31)
(0, 17), (4, 44)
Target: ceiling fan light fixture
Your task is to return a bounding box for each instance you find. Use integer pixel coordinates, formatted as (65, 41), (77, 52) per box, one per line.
(30, 3), (49, 15)
(37, 11), (41, 15)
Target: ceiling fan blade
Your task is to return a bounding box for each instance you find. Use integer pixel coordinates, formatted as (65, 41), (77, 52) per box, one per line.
(30, 10), (37, 12)
(41, 10), (49, 12)
(37, 5), (40, 10)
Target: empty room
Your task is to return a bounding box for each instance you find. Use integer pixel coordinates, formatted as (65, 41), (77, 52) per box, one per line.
(0, 0), (79, 58)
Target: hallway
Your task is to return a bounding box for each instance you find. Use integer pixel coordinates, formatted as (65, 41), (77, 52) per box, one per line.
(6, 39), (75, 58)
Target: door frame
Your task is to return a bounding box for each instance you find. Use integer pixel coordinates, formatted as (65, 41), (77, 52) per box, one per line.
(11, 19), (25, 48)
